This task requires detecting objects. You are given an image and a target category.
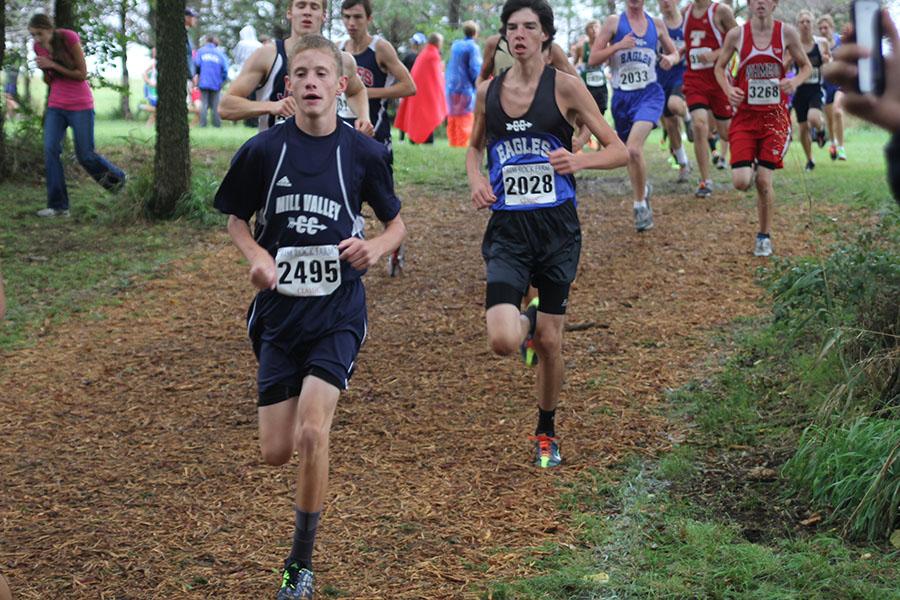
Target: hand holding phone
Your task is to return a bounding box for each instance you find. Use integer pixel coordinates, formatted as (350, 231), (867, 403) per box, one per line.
(852, 0), (886, 94)
(823, 8), (900, 132)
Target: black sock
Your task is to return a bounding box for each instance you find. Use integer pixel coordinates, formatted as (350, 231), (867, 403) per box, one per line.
(757, 232), (770, 239)
(536, 408), (556, 437)
(288, 508), (320, 570)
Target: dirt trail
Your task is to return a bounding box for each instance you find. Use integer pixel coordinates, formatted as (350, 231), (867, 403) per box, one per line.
(0, 179), (827, 598)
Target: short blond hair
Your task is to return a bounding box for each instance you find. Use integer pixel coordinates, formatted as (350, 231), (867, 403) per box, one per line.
(796, 9), (814, 23)
(817, 14), (835, 29)
(585, 19), (599, 34)
(288, 34), (343, 76)
(463, 20), (479, 37)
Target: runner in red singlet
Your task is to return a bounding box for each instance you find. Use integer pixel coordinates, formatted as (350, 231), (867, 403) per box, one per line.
(683, 0), (737, 197)
(714, 0), (811, 258)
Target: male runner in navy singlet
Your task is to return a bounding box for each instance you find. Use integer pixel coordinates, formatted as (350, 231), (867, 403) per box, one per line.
(214, 35), (406, 599)
(218, 0), (373, 135)
(467, 0), (627, 469)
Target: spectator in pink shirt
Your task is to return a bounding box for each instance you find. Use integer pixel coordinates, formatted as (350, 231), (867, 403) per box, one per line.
(29, 13), (126, 217)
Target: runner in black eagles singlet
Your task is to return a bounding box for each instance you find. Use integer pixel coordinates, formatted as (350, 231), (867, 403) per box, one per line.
(467, 0), (627, 470)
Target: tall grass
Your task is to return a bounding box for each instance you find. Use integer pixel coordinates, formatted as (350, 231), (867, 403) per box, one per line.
(761, 216), (900, 541)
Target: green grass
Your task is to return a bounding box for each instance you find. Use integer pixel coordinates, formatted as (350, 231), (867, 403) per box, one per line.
(486, 465), (900, 600)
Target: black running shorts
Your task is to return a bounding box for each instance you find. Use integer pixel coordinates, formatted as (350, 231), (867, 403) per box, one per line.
(482, 201), (581, 315)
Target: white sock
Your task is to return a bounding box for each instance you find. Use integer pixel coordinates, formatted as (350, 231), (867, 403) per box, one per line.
(675, 147), (688, 165)
(634, 199), (647, 209)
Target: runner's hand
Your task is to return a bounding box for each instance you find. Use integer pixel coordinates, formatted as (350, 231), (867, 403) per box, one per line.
(355, 119), (375, 136)
(338, 237), (381, 270)
(617, 33), (637, 51)
(659, 54), (674, 70)
(272, 97), (296, 118)
(249, 253), (277, 291)
(470, 174), (496, 209)
(726, 85), (744, 108)
(779, 77), (799, 95)
(549, 148), (582, 175)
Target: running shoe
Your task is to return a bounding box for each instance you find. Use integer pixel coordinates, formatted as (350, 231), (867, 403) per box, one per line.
(677, 161), (692, 183)
(520, 297), (539, 367)
(36, 208), (70, 217)
(753, 236), (773, 257)
(694, 179), (712, 198)
(837, 147), (847, 161)
(634, 184), (654, 232)
(804, 160), (816, 172)
(530, 434), (562, 468)
(715, 156), (727, 170)
(277, 562), (314, 600)
(829, 143), (838, 161)
(387, 243), (405, 277)
(814, 128), (827, 148)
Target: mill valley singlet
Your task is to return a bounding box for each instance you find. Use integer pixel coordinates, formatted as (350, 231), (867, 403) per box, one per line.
(485, 66), (575, 212)
(339, 36), (395, 143)
(684, 2), (725, 73)
(214, 119), (400, 295)
(734, 21), (787, 111)
(255, 39), (288, 131)
(610, 12), (659, 91)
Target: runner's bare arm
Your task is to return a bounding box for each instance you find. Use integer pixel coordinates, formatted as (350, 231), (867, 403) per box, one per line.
(716, 3), (739, 35)
(342, 51), (373, 135)
(698, 4), (739, 67)
(588, 15), (624, 67)
(548, 43), (579, 78)
(782, 25), (812, 93)
(338, 215), (406, 270)
(551, 73), (628, 174)
(477, 34), (500, 86)
(226, 215), (277, 291)
(371, 39), (416, 99)
(820, 38), (832, 62)
(714, 27), (743, 106)
(655, 17), (681, 69)
(219, 45), (294, 121)
(466, 82), (496, 210)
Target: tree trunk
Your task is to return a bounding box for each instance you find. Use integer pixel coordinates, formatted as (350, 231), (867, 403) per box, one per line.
(0, 0), (6, 180)
(119, 0), (132, 119)
(152, 0), (191, 218)
(22, 39), (32, 106)
(448, 0), (461, 29)
(607, 0), (616, 17)
(54, 0), (76, 29)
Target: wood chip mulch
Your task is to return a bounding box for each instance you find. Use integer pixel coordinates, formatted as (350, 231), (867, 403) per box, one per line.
(0, 176), (834, 598)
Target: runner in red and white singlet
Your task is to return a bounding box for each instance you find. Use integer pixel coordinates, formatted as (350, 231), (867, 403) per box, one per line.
(683, 0), (738, 197)
(714, 0), (811, 257)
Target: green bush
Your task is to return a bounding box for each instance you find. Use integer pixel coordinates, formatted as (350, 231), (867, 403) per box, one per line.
(784, 418), (900, 541)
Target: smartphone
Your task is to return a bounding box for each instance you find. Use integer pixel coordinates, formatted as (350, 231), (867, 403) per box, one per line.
(852, 0), (886, 95)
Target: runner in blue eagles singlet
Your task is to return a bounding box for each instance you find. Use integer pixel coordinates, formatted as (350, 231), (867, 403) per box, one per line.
(589, 0), (680, 232)
(466, 0), (626, 470)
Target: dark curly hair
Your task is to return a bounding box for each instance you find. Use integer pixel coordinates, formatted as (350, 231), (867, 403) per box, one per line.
(500, 0), (556, 50)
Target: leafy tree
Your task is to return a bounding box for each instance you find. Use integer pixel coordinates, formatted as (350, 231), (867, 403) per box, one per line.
(151, 0), (190, 217)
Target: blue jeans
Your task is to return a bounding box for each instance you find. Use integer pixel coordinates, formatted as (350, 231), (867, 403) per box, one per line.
(43, 108), (126, 210)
